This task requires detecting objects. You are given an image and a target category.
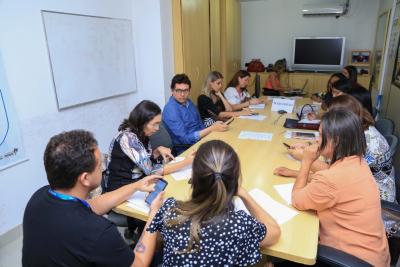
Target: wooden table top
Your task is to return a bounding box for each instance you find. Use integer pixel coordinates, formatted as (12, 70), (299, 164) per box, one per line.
(114, 97), (319, 265)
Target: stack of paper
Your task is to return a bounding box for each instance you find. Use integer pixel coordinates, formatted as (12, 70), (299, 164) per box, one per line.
(249, 103), (265, 109)
(274, 183), (294, 205)
(238, 114), (266, 121)
(238, 131), (273, 141)
(234, 188), (299, 225)
(169, 157), (192, 181)
(126, 191), (150, 214)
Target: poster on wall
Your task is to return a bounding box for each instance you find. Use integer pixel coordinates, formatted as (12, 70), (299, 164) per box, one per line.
(0, 54), (27, 171)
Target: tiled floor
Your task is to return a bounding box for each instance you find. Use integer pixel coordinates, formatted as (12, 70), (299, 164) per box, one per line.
(0, 233), (22, 267)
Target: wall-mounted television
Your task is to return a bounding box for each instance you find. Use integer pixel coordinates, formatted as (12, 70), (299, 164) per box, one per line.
(291, 37), (346, 71)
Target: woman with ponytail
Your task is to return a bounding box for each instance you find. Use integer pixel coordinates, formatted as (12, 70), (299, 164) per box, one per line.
(146, 140), (280, 266)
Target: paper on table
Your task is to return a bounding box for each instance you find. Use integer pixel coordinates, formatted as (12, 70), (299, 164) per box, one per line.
(235, 188), (299, 225)
(238, 114), (266, 121)
(298, 118), (321, 124)
(126, 191), (150, 214)
(274, 183), (294, 205)
(249, 103), (265, 109)
(169, 157), (192, 181)
(284, 130), (319, 140)
(238, 131), (273, 141)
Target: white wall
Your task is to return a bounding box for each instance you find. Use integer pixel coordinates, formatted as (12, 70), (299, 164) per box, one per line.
(0, 0), (173, 236)
(241, 0), (380, 67)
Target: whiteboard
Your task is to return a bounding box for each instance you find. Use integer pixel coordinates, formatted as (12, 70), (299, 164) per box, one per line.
(42, 11), (137, 109)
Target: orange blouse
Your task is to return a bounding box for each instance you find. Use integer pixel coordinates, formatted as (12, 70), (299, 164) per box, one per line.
(293, 156), (390, 267)
(264, 72), (281, 90)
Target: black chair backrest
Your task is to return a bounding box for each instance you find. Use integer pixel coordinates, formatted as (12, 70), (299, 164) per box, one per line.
(149, 122), (173, 149)
(254, 73), (261, 98)
(376, 118), (395, 136)
(384, 134), (398, 158)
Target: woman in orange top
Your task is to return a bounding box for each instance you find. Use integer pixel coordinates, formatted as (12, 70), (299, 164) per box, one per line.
(263, 59), (288, 96)
(290, 109), (390, 266)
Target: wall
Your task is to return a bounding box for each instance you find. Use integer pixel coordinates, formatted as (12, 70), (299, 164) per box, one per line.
(0, 0), (173, 236)
(241, 0), (380, 67)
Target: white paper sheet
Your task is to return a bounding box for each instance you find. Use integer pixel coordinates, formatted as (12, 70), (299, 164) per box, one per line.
(235, 188), (299, 225)
(274, 183), (294, 205)
(284, 130), (319, 140)
(169, 157), (192, 181)
(249, 103), (265, 109)
(238, 114), (266, 121)
(271, 98), (295, 113)
(126, 191), (150, 214)
(238, 131), (273, 141)
(298, 119), (321, 124)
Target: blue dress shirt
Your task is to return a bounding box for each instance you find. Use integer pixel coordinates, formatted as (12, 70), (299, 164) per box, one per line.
(163, 96), (205, 147)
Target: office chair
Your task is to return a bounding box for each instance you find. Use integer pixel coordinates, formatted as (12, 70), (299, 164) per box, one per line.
(384, 134), (399, 158)
(155, 122), (191, 156)
(253, 73), (261, 98)
(381, 200), (400, 266)
(149, 122), (173, 150)
(376, 118), (395, 136)
(316, 245), (373, 267)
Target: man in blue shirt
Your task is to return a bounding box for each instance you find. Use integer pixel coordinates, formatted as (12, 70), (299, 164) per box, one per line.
(163, 74), (228, 153)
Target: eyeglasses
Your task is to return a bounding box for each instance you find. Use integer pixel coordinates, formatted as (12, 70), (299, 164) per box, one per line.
(174, 88), (190, 94)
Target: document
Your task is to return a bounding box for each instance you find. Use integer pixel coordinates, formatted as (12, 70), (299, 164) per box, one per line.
(249, 103), (265, 109)
(238, 114), (266, 121)
(235, 188), (299, 225)
(169, 156), (192, 181)
(238, 131), (273, 141)
(298, 118), (321, 124)
(274, 183), (294, 205)
(271, 98), (295, 113)
(284, 130), (318, 140)
(127, 191), (150, 214)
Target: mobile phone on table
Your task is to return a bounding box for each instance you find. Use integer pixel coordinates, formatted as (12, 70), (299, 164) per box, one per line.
(145, 178), (168, 205)
(225, 118), (234, 125)
(283, 142), (291, 148)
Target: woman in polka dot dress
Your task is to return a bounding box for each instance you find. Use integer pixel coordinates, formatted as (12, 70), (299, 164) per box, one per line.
(146, 140), (281, 266)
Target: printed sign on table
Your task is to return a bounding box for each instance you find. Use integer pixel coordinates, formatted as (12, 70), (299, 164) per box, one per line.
(271, 98), (295, 113)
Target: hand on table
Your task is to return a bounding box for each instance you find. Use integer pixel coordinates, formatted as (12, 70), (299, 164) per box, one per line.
(273, 167), (297, 177)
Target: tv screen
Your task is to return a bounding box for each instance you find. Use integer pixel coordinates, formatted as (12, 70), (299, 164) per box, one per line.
(292, 37), (345, 71)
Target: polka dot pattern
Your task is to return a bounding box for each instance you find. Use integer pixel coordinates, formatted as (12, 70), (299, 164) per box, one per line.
(147, 198), (267, 266)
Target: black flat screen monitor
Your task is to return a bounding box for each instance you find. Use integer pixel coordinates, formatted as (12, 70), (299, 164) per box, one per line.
(292, 37), (345, 71)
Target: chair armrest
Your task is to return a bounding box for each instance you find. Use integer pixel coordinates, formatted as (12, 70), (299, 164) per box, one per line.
(381, 200), (400, 213)
(317, 245), (373, 267)
(172, 144), (192, 156)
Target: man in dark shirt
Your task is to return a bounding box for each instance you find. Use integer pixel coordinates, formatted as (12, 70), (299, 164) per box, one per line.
(22, 130), (162, 267)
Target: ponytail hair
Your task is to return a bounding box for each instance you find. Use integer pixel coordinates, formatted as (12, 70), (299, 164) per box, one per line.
(166, 140), (241, 252)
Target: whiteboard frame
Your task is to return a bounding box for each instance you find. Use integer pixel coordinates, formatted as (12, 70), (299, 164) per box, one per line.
(41, 11), (137, 110)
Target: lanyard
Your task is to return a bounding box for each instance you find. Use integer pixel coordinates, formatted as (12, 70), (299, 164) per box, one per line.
(48, 189), (91, 209)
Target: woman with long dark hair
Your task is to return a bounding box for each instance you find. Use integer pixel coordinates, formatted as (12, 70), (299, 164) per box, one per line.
(224, 70), (262, 110)
(277, 95), (395, 202)
(106, 100), (193, 192)
(147, 140), (280, 266)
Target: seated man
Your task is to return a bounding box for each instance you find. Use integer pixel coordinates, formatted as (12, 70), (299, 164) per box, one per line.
(163, 74), (228, 154)
(22, 130), (162, 267)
